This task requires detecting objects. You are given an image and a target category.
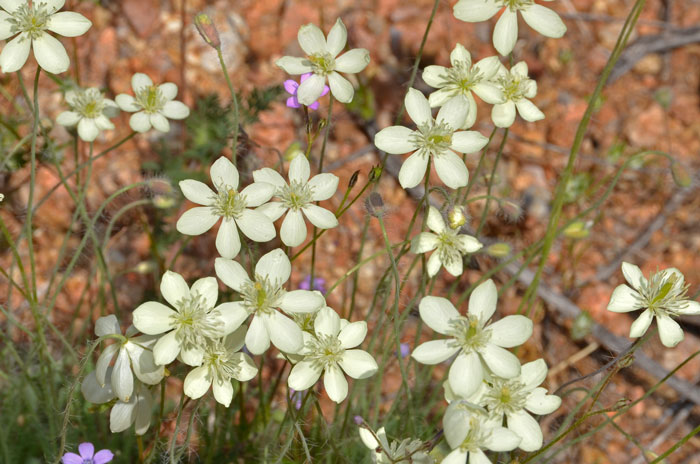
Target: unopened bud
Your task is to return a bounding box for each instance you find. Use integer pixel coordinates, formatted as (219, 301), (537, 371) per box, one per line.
(369, 165), (382, 183)
(486, 243), (510, 258)
(194, 13), (221, 49)
(499, 200), (522, 223)
(570, 311), (593, 340)
(134, 261), (157, 274)
(348, 170), (360, 189)
(671, 161), (692, 188)
(448, 206), (467, 229)
(563, 220), (590, 239)
(365, 192), (385, 217)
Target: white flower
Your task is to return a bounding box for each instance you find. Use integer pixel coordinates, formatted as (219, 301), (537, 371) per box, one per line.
(215, 248), (325, 355)
(115, 73), (190, 133)
(607, 262), (700, 348)
(0, 0), (91, 74)
(183, 325), (258, 407)
(82, 369), (154, 435)
(374, 89), (488, 189)
(177, 156), (276, 259)
(131, 271), (240, 366)
(453, 0), (567, 56)
(477, 359), (561, 451)
(254, 154), (339, 247)
(422, 44), (503, 129)
(411, 206), (482, 277)
(442, 400), (520, 464)
(411, 280), (533, 398)
(56, 87), (119, 142)
(491, 61), (544, 127)
(287, 307), (377, 403)
(358, 425), (433, 464)
(93, 315), (164, 403)
(275, 18), (370, 104)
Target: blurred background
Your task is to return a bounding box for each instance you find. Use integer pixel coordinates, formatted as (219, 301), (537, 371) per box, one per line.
(1, 0), (699, 462)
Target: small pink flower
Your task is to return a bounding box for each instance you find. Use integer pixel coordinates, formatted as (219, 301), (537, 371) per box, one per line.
(284, 73), (329, 110)
(62, 442), (114, 464)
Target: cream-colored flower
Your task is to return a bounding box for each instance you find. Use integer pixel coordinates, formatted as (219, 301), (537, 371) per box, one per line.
(115, 73), (189, 133)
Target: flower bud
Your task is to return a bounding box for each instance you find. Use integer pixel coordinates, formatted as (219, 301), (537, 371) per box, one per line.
(348, 170), (360, 189)
(486, 243), (510, 258)
(671, 161), (692, 188)
(563, 220), (590, 239)
(368, 165), (382, 183)
(365, 192), (385, 217)
(194, 13), (221, 49)
(448, 206), (467, 229)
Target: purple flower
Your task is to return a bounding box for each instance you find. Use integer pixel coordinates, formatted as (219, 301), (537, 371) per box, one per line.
(284, 73), (329, 110)
(398, 343), (410, 358)
(289, 388), (304, 410)
(62, 443), (114, 464)
(299, 275), (327, 293)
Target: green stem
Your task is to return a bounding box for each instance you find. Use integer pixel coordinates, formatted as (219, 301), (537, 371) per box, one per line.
(521, 0), (646, 317)
(216, 47), (240, 165)
(476, 128), (508, 236)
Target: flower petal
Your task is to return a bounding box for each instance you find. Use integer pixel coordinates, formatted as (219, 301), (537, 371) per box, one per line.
(453, 0), (500, 22)
(411, 339), (459, 365)
(493, 9), (518, 56)
(281, 209), (307, 247)
(405, 88), (432, 126)
(158, 82), (177, 100)
(176, 207), (219, 235)
(520, 359), (548, 390)
(339, 349), (377, 379)
(184, 366), (212, 400)
(109, 396), (135, 433)
(276, 56), (313, 74)
(488, 315), (533, 347)
(32, 32), (70, 73)
(468, 279), (498, 324)
(255, 248), (291, 284)
(314, 306), (340, 337)
(56, 110), (81, 126)
(150, 113), (170, 132)
(323, 364), (348, 403)
(434, 149), (469, 189)
(436, 96), (467, 130)
(93, 450), (114, 464)
(161, 100), (190, 119)
(288, 360), (323, 391)
(521, 4), (567, 38)
(215, 218), (241, 259)
(297, 23), (327, 55)
(492, 101), (516, 128)
(95, 344), (118, 387)
(483, 426), (521, 452)
(657, 314), (684, 348)
(621, 262), (645, 290)
(607, 285), (642, 313)
(236, 209), (275, 242)
(449, 351), (483, 398)
(179, 180), (215, 206)
(210, 156), (239, 191)
(245, 315), (270, 355)
(481, 343), (521, 378)
(327, 71), (354, 103)
(411, 232), (438, 254)
(190, 277), (218, 309)
(129, 112), (151, 132)
(95, 314), (120, 336)
(516, 99), (545, 122)
(296, 72), (326, 106)
(132, 301), (176, 335)
(152, 331), (180, 365)
(507, 410), (543, 452)
(280, 290), (325, 314)
(215, 258), (249, 292)
(525, 387), (562, 415)
(374, 125), (418, 154)
(629, 309), (653, 338)
(159, 271), (189, 308)
(112, 348), (134, 402)
(253, 167), (286, 190)
(115, 94), (139, 112)
(419, 296), (460, 334)
(217, 302), (249, 335)
(0, 33), (31, 73)
(77, 118), (98, 141)
(398, 151), (429, 189)
(302, 204), (338, 229)
(78, 442), (94, 459)
(81, 371), (114, 404)
(338, 321), (367, 349)
(212, 379), (234, 406)
(451, 130), (489, 153)
(421, 65), (448, 88)
(131, 72), (153, 91)
(308, 173), (339, 201)
(265, 311), (303, 354)
(335, 48), (370, 73)
(47, 11), (92, 37)
(326, 18), (347, 56)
